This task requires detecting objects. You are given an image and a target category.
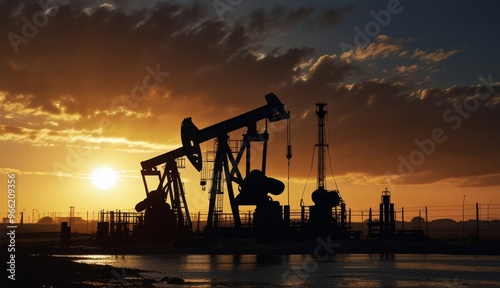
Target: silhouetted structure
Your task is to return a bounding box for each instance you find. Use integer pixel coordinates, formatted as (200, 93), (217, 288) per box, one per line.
(131, 93), (289, 244)
(305, 102), (347, 238)
(379, 188), (395, 236)
(92, 96), (388, 246)
(368, 188), (426, 240)
(60, 222), (71, 246)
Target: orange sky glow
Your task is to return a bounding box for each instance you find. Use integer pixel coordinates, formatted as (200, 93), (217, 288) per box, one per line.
(1, 1), (499, 223)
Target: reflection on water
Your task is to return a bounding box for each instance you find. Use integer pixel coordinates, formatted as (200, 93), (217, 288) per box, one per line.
(60, 253), (500, 287)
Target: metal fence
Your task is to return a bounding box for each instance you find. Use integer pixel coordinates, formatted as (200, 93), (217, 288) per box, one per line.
(5, 204), (500, 240)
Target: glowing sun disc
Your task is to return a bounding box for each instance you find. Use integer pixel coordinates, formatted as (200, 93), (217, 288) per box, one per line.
(91, 167), (116, 190)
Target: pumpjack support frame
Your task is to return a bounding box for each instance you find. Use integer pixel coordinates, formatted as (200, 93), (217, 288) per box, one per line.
(137, 93), (289, 238)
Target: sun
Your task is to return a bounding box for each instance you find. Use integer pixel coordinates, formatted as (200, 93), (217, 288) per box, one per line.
(91, 167), (117, 190)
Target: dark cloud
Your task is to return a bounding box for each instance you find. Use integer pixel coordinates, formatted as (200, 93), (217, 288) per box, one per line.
(0, 1), (351, 116)
(1, 1), (499, 187)
(246, 5), (353, 38)
(0, 125), (25, 135)
(275, 78), (500, 187)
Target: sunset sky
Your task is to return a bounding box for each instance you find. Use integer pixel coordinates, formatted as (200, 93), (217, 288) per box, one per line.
(1, 0), (499, 221)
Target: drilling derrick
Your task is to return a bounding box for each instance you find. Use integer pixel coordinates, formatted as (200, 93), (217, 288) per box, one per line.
(316, 103), (328, 190)
(308, 102), (346, 237)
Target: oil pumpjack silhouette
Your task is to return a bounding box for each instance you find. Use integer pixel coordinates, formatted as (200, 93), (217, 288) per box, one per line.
(96, 94), (349, 245)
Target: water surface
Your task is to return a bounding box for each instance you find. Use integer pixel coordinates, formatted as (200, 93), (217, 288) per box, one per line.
(66, 253), (500, 287)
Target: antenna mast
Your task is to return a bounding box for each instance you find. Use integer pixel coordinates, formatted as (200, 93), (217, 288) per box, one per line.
(315, 102), (328, 189)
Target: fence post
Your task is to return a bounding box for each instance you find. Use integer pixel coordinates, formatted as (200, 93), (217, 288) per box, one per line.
(348, 208), (351, 233)
(462, 195), (466, 239)
(476, 202), (479, 240)
(426, 206), (430, 237)
(361, 211), (364, 239)
(401, 207), (404, 231)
